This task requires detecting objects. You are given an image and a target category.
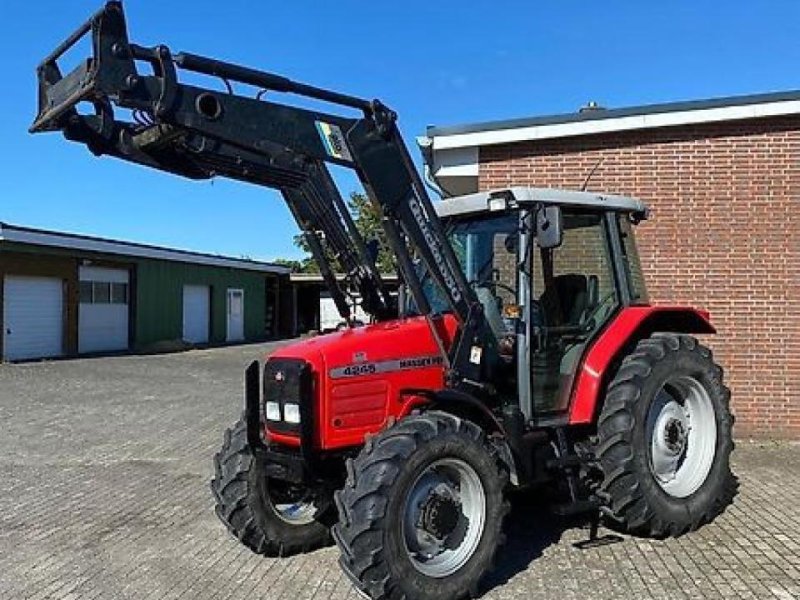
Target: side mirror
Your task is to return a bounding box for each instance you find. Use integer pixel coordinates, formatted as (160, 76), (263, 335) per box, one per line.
(536, 206), (563, 249)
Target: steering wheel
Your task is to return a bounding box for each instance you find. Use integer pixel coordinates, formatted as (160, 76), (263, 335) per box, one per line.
(468, 279), (517, 298)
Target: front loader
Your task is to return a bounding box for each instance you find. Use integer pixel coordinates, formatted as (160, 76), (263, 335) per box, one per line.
(31, 4), (737, 599)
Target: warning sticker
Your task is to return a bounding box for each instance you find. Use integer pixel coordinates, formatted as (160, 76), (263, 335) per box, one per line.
(469, 345), (483, 365)
(315, 121), (353, 162)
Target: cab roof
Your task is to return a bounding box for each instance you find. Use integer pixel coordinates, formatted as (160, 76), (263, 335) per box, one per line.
(433, 187), (648, 219)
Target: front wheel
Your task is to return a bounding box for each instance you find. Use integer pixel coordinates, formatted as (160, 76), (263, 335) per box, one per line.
(596, 333), (737, 537)
(211, 418), (333, 556)
(333, 412), (509, 600)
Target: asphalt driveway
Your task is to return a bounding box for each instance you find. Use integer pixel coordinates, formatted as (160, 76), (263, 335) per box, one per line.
(0, 342), (798, 599)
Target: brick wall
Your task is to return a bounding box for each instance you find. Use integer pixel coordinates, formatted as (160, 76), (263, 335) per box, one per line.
(479, 116), (800, 438)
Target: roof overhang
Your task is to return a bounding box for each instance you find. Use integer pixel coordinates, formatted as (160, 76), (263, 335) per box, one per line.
(0, 222), (290, 274)
(290, 273), (399, 283)
(420, 90), (800, 195)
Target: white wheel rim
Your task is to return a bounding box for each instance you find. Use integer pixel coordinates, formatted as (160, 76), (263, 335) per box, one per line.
(269, 481), (318, 525)
(401, 458), (486, 578)
(272, 499), (317, 525)
(647, 375), (717, 498)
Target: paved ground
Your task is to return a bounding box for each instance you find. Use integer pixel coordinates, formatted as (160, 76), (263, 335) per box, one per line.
(0, 342), (798, 600)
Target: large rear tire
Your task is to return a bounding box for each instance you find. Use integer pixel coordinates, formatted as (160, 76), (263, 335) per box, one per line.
(333, 412), (509, 600)
(597, 333), (737, 537)
(211, 418), (332, 556)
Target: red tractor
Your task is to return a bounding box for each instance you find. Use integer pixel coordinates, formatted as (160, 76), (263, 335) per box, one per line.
(33, 5), (736, 599)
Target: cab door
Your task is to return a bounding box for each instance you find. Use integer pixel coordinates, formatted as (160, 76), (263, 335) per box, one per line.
(529, 210), (621, 419)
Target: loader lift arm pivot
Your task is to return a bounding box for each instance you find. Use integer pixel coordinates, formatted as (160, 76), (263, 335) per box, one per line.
(31, 1), (497, 387)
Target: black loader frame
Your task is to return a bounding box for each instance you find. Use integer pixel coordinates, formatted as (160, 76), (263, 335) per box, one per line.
(31, 1), (496, 388)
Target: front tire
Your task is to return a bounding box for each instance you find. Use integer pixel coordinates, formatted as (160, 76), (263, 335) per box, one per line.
(596, 333), (737, 537)
(333, 412), (508, 600)
(211, 418), (332, 556)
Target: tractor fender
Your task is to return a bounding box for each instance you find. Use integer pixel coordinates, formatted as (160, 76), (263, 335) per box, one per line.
(568, 305), (716, 424)
(421, 388), (505, 434)
(400, 388), (520, 485)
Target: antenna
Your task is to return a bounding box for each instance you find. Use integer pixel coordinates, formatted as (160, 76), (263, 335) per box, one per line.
(580, 158), (604, 191)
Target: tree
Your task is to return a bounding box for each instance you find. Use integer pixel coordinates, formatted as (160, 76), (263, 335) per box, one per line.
(282, 192), (396, 275)
(272, 257), (314, 273)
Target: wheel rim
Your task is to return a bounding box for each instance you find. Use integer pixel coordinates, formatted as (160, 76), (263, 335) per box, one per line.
(646, 375), (717, 498)
(402, 458), (486, 578)
(268, 480), (318, 525)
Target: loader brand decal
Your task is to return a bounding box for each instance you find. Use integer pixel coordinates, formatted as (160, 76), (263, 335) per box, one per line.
(408, 195), (462, 304)
(329, 354), (444, 379)
(315, 121), (353, 162)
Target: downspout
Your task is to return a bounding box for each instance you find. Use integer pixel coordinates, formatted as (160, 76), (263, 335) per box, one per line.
(416, 135), (453, 199)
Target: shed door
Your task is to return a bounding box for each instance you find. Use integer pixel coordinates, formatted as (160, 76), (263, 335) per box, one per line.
(3, 275), (64, 361)
(183, 285), (210, 344)
(319, 292), (340, 332)
(78, 266), (130, 354)
(226, 288), (244, 342)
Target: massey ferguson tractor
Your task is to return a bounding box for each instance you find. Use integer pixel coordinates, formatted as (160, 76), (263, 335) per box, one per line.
(32, 4), (736, 599)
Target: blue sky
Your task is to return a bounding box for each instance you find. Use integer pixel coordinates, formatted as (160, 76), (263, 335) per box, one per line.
(2, 1), (798, 261)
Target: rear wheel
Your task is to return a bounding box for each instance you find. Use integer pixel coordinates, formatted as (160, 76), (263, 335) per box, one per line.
(333, 412), (508, 600)
(211, 418), (333, 556)
(596, 334), (737, 537)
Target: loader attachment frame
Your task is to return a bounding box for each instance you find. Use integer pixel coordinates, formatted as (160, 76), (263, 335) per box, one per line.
(31, 1), (497, 388)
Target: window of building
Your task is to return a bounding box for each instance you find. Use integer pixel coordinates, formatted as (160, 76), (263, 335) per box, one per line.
(79, 281), (93, 303)
(93, 282), (111, 303)
(79, 281), (129, 304)
(111, 282), (128, 304)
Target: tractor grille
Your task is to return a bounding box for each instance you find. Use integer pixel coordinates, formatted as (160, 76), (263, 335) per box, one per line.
(262, 357), (313, 438)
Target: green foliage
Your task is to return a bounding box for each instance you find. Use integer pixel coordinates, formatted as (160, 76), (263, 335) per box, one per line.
(279, 192), (395, 274)
(273, 257), (315, 273)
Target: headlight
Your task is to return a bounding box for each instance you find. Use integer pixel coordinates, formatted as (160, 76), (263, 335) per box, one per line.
(283, 403), (301, 424)
(265, 401), (281, 421)
(262, 358), (309, 435)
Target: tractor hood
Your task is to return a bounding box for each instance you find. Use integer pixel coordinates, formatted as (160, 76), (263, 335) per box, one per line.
(268, 315), (458, 449)
(270, 315), (457, 365)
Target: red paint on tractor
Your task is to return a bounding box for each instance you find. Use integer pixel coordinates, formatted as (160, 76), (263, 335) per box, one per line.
(264, 306), (715, 449)
(265, 315), (458, 450)
(567, 305), (715, 424)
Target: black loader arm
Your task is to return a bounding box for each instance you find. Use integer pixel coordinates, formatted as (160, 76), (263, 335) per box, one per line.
(30, 1), (496, 388)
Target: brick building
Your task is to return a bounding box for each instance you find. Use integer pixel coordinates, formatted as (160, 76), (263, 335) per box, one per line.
(421, 91), (800, 438)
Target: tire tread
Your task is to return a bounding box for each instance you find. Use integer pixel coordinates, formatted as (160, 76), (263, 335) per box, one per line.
(210, 417), (331, 557)
(333, 411), (508, 600)
(596, 334), (737, 538)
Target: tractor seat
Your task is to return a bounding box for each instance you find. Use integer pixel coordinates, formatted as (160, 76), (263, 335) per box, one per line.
(539, 274), (597, 327)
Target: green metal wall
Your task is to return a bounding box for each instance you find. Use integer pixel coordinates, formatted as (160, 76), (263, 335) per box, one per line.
(1, 241), (275, 348)
(134, 259), (267, 346)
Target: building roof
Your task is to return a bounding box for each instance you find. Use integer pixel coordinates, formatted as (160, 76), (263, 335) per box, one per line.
(420, 89), (800, 196)
(426, 89), (800, 147)
(0, 222), (291, 274)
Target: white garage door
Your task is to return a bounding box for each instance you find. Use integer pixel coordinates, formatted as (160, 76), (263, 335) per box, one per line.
(78, 266), (130, 354)
(183, 285), (210, 344)
(3, 276), (64, 361)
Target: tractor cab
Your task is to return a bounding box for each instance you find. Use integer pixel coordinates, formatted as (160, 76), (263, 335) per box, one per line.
(422, 187), (649, 422)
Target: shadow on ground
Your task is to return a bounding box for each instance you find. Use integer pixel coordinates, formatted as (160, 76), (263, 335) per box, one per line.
(478, 493), (617, 596)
